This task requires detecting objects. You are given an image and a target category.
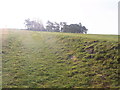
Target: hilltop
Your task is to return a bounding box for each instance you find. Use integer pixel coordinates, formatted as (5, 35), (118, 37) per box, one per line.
(2, 29), (120, 88)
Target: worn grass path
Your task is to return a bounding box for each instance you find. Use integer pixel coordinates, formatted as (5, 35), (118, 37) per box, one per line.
(2, 30), (73, 88)
(2, 29), (120, 88)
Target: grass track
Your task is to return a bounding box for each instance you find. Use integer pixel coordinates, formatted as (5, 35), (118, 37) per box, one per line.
(2, 29), (120, 88)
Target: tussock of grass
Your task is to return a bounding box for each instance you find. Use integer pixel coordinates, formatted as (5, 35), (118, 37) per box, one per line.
(2, 30), (120, 88)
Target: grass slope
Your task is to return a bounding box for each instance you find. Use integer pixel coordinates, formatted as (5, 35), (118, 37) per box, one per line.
(2, 29), (120, 88)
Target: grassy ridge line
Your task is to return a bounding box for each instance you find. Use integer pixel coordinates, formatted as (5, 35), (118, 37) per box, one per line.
(36, 31), (119, 42)
(2, 29), (120, 88)
(4, 29), (119, 41)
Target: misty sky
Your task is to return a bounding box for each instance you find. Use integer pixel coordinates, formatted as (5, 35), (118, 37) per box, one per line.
(0, 0), (119, 34)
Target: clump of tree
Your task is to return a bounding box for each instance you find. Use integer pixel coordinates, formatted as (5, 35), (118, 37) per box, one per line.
(46, 21), (60, 32)
(24, 19), (88, 34)
(24, 18), (45, 31)
(46, 21), (88, 34)
(61, 23), (87, 34)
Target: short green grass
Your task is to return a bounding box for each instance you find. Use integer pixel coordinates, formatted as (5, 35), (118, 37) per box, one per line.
(2, 30), (120, 88)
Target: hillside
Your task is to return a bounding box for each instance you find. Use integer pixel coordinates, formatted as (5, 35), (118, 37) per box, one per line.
(2, 29), (120, 88)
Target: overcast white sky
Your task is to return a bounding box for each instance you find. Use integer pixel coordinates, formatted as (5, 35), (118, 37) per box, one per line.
(0, 0), (119, 34)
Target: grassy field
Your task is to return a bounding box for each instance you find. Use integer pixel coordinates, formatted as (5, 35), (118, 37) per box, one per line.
(2, 29), (120, 88)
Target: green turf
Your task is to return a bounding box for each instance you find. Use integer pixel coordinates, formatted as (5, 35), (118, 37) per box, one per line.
(2, 30), (120, 88)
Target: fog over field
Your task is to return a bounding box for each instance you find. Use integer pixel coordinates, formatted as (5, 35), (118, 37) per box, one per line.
(0, 0), (119, 34)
